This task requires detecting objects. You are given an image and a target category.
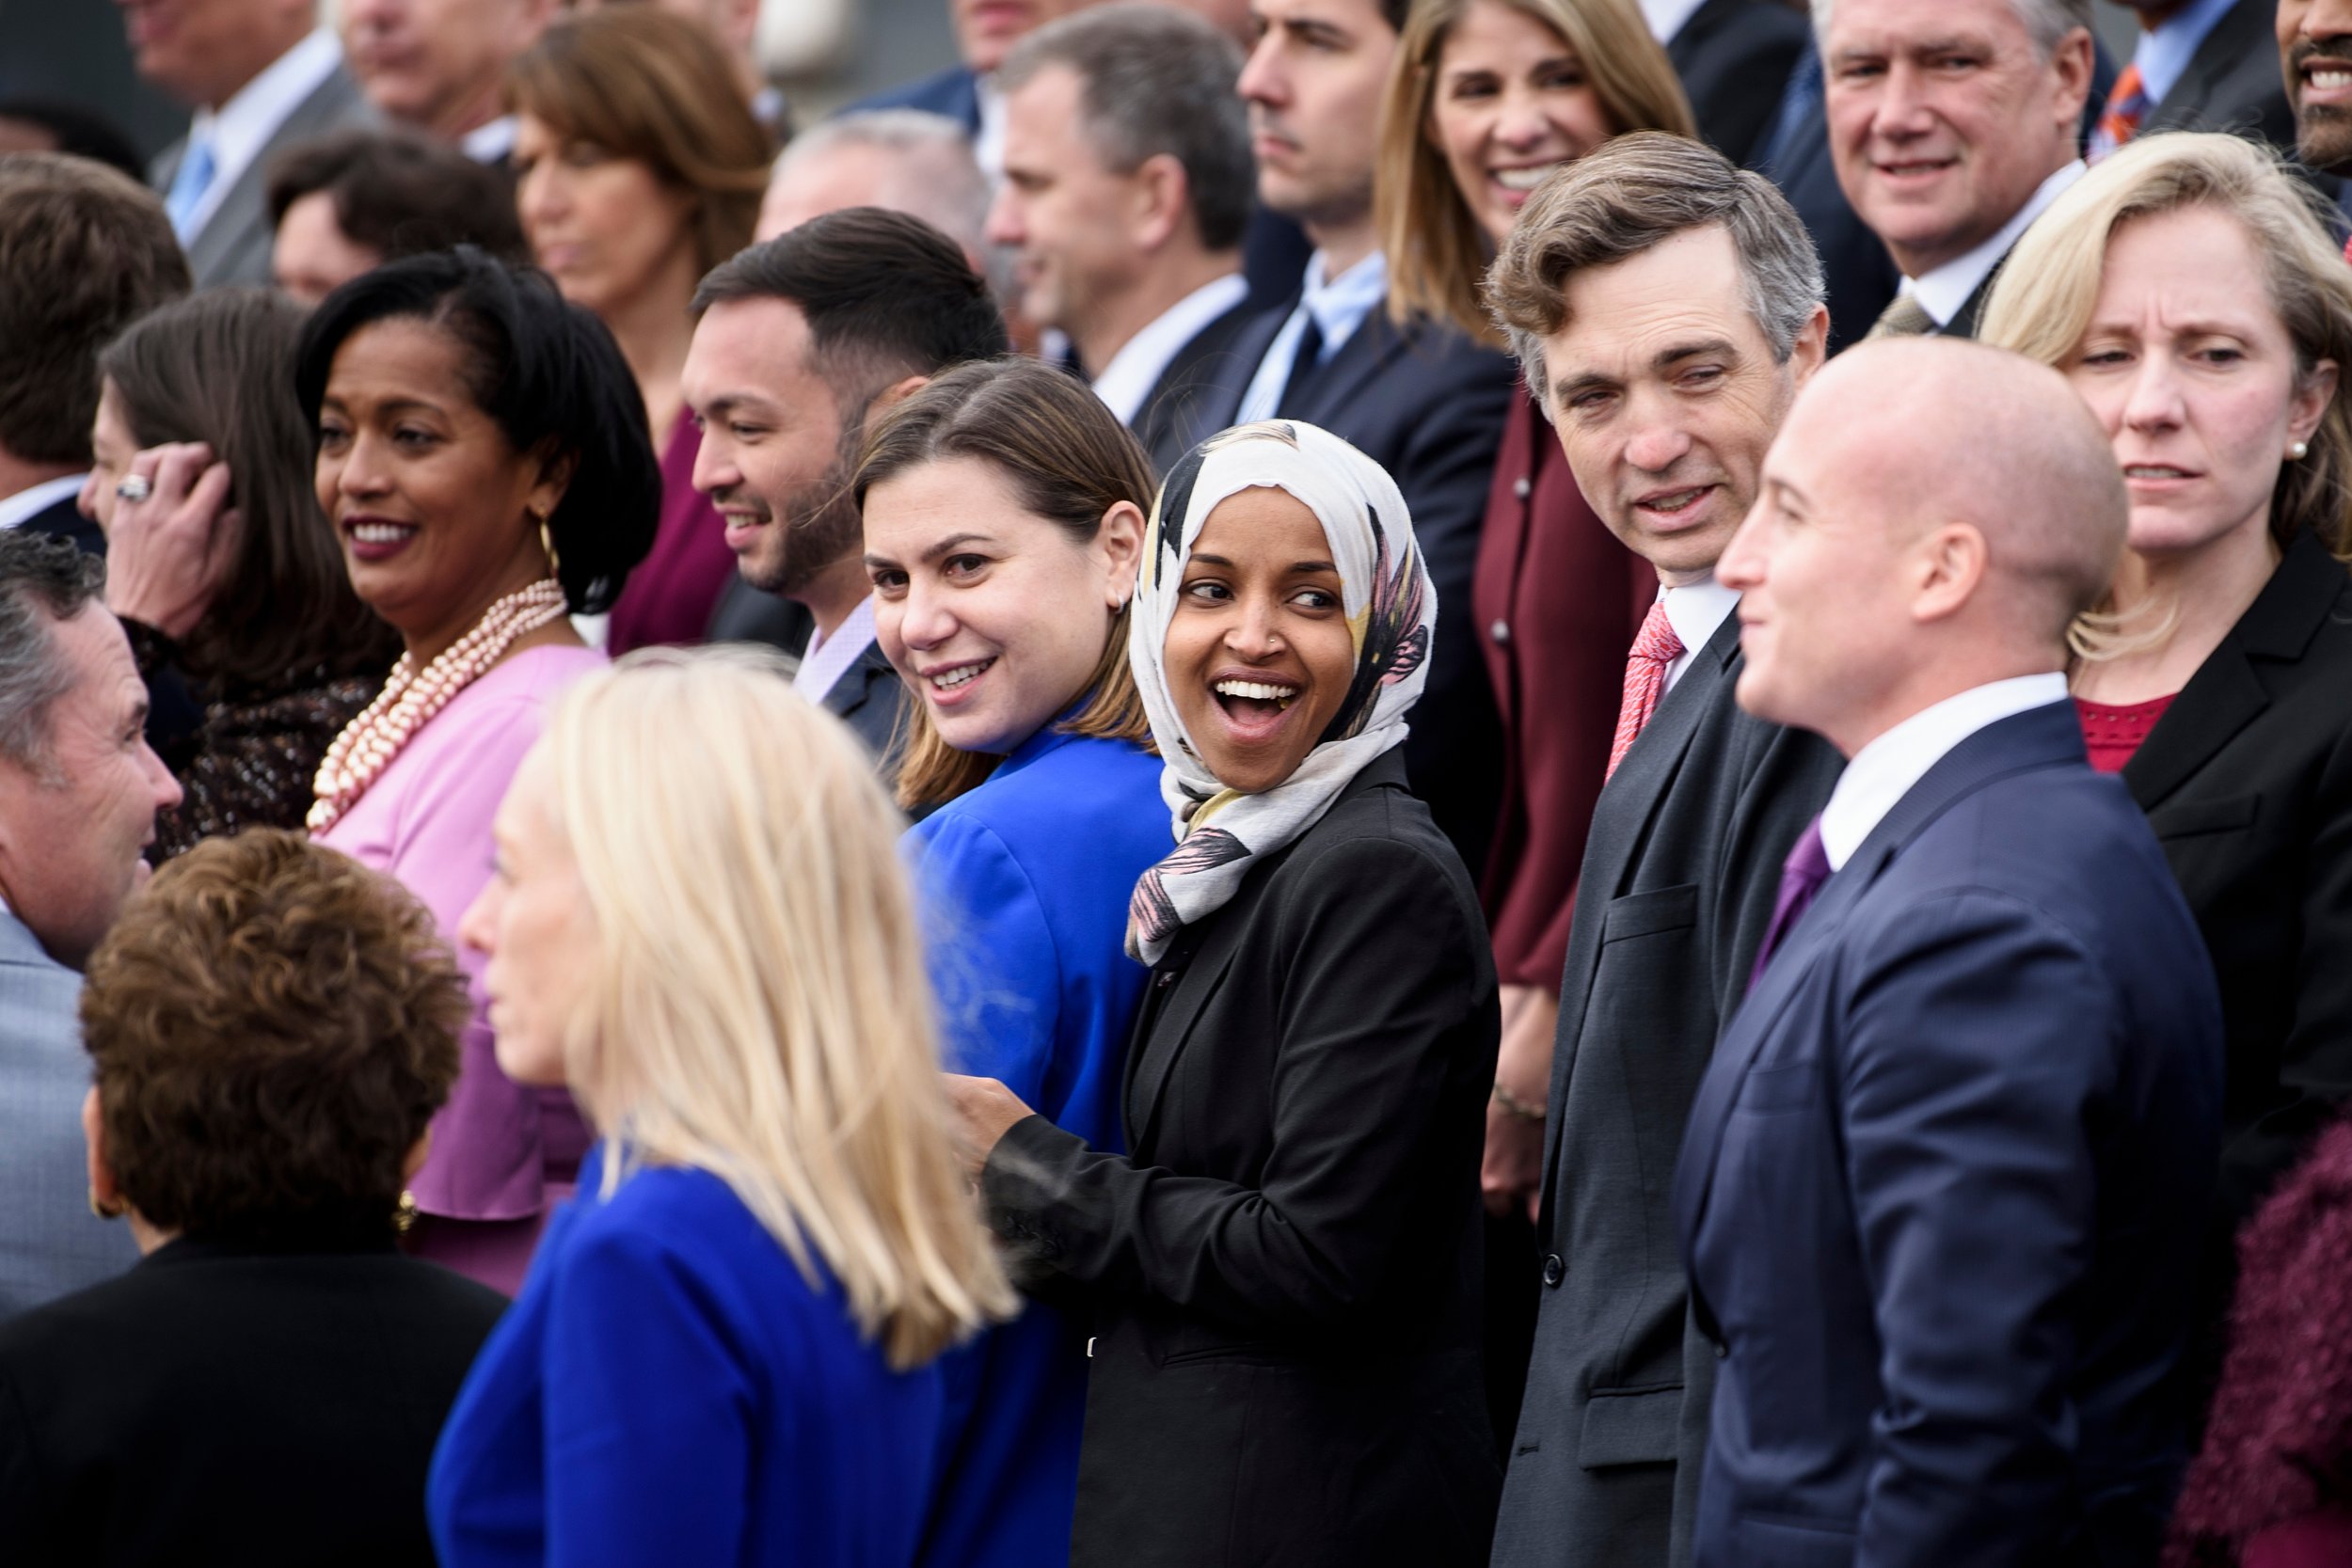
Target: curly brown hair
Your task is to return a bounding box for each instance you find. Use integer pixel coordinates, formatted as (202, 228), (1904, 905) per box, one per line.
(79, 830), (467, 1241)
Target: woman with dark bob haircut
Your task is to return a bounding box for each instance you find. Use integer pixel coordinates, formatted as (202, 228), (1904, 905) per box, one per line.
(80, 288), (400, 863)
(0, 829), (508, 1566)
(294, 245), (658, 1293)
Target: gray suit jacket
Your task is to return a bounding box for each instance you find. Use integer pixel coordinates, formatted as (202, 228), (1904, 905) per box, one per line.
(2143, 0), (2296, 152)
(149, 61), (378, 290)
(1490, 610), (1841, 1568)
(0, 912), (136, 1322)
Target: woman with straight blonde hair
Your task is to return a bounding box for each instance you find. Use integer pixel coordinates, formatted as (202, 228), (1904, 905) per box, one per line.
(429, 645), (1012, 1568)
(1980, 128), (2352, 1455)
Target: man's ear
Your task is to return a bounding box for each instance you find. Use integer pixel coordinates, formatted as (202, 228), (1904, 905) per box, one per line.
(1911, 520), (1988, 625)
(859, 374), (933, 433)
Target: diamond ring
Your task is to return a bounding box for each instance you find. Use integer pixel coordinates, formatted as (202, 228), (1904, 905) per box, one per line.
(115, 474), (153, 503)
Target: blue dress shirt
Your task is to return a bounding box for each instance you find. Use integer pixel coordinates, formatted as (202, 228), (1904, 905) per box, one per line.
(427, 1149), (944, 1568)
(901, 724), (1168, 1568)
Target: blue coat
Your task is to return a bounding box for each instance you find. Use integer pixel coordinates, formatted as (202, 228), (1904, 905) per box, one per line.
(1672, 701), (2224, 1567)
(427, 1150), (943, 1568)
(902, 725), (1168, 1568)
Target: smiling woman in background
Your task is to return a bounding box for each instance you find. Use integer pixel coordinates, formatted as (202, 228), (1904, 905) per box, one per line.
(945, 420), (1502, 1568)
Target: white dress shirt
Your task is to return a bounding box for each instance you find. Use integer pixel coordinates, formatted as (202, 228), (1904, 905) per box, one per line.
(462, 115), (518, 165)
(1233, 250), (1390, 426)
(974, 75), (1008, 183)
(1898, 161), (2086, 328)
(1817, 672), (2069, 870)
(795, 594), (881, 704)
(1089, 273), (1249, 426)
(0, 475), (89, 533)
(175, 29), (344, 244)
(1639, 0), (1708, 43)
(1659, 576), (1740, 691)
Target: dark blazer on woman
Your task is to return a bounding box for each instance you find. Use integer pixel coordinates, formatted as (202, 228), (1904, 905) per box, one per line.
(0, 1230), (505, 1566)
(981, 752), (1502, 1568)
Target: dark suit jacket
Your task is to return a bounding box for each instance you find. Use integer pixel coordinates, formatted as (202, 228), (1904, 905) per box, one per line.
(1667, 0), (1809, 167)
(0, 1232), (506, 1566)
(1755, 51), (1902, 355)
(149, 62), (377, 290)
(18, 490), (102, 557)
(980, 752), (1502, 1568)
(1674, 702), (2223, 1567)
(819, 635), (908, 767)
(704, 575), (815, 661)
(1194, 303), (1518, 874)
(1490, 608), (1840, 1568)
(2141, 0), (2296, 152)
(844, 63), (982, 132)
(1132, 295), (1263, 478)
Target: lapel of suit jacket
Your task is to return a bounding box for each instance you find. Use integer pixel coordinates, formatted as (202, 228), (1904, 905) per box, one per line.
(1673, 700), (2087, 1245)
(2149, 0), (2257, 121)
(1123, 894), (1249, 1157)
(2122, 529), (2341, 811)
(186, 65), (372, 286)
(1136, 297), (1260, 470)
(1194, 303), (1291, 436)
(0, 907), (66, 976)
(1290, 309), (1410, 427)
(823, 639), (897, 723)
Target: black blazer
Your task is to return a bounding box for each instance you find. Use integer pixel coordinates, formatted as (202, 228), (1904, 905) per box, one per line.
(2142, 0), (2296, 152)
(821, 635), (909, 766)
(981, 752), (1502, 1568)
(1490, 610), (1841, 1568)
(0, 1233), (506, 1566)
(1666, 0), (1809, 167)
(1132, 294), (1264, 479)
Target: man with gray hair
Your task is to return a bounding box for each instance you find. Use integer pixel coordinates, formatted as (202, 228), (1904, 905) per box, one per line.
(757, 109), (993, 257)
(0, 531), (181, 1317)
(1482, 131), (1842, 1568)
(1819, 0), (2096, 339)
(988, 3), (1259, 474)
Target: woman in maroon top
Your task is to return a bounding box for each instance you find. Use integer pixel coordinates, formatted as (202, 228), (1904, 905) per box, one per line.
(1375, 0), (1692, 1437)
(507, 8), (771, 653)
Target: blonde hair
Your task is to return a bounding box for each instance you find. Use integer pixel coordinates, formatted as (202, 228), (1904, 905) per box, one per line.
(1980, 132), (2352, 660)
(1378, 0), (1695, 342)
(537, 645), (1014, 1369)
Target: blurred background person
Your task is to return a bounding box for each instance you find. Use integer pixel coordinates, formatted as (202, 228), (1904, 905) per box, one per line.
(567, 0), (787, 136)
(949, 420), (1502, 1567)
(295, 248), (658, 1291)
(2086, 0), (2292, 163)
(847, 0), (1097, 180)
(433, 650), (1012, 1566)
(0, 96), (144, 179)
(0, 831), (505, 1567)
(683, 209), (1009, 750)
(79, 289), (399, 862)
(857, 359), (1166, 1568)
(506, 7), (769, 653)
(123, 0), (377, 289)
(268, 130), (529, 306)
(1982, 130), (2352, 1391)
(1650, 0), (1804, 167)
(990, 6), (1257, 476)
(339, 0), (555, 161)
(0, 154), (187, 560)
(0, 533), (177, 1320)
(757, 109), (991, 250)
(1375, 0), (1690, 1446)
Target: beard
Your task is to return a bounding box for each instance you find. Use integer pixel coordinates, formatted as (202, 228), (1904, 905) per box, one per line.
(742, 422), (866, 599)
(2293, 40), (2352, 174)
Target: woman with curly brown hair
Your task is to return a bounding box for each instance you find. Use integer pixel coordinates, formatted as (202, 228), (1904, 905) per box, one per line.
(0, 829), (507, 1568)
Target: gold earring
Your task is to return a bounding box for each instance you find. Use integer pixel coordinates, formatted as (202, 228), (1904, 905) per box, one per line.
(2289, 440), (2311, 461)
(88, 1187), (123, 1222)
(535, 509), (561, 579)
(393, 1189), (419, 1235)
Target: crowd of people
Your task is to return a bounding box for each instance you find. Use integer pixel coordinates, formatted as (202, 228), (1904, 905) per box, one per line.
(0, 0), (2348, 1563)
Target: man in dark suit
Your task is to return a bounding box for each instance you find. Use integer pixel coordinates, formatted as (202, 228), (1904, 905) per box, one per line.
(2278, 0), (2352, 178)
(1821, 0), (2097, 340)
(682, 209), (1010, 761)
(1482, 132), (1844, 1568)
(0, 155), (188, 559)
(1674, 336), (2223, 1565)
(989, 8), (1259, 476)
(1659, 0), (1809, 166)
(122, 0), (379, 289)
(2096, 0), (2293, 156)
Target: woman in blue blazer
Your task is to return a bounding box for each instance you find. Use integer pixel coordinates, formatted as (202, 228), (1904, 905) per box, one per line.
(858, 359), (1168, 1568)
(428, 650), (1014, 1567)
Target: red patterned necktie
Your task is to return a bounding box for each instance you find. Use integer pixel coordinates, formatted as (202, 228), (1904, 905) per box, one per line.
(1605, 597), (1685, 780)
(2089, 63), (2148, 164)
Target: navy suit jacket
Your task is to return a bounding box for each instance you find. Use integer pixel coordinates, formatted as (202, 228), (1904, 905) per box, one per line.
(18, 493), (102, 558)
(1673, 701), (2223, 1567)
(846, 64), (982, 132)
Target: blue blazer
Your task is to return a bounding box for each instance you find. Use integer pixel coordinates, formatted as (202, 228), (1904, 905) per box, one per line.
(843, 65), (982, 134)
(427, 1151), (944, 1568)
(1672, 701), (2224, 1567)
(902, 725), (1168, 1568)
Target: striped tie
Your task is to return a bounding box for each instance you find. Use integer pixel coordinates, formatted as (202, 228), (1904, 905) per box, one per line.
(1867, 292), (1936, 341)
(2089, 63), (2149, 164)
(1605, 598), (1685, 781)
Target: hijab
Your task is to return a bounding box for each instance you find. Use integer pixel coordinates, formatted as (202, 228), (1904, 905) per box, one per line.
(1124, 420), (1436, 964)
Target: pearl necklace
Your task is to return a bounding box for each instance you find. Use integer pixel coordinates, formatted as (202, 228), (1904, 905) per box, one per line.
(308, 578), (569, 835)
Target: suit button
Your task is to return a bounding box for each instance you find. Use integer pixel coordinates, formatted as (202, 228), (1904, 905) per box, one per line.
(1714, 1338), (1729, 1359)
(1490, 619), (1511, 644)
(1513, 475), (1532, 500)
(1541, 1253), (1565, 1288)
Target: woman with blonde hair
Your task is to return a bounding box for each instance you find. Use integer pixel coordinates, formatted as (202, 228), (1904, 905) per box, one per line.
(430, 647), (1012, 1566)
(507, 8), (772, 653)
(1376, 0), (1692, 1429)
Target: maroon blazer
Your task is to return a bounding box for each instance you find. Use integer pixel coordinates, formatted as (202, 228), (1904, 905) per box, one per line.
(606, 409), (737, 656)
(1470, 381), (1652, 990)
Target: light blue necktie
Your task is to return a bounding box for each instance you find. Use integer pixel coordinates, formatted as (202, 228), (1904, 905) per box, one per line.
(164, 134), (217, 239)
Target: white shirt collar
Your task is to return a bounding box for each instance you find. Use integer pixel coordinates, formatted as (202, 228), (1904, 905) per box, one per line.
(461, 114), (518, 164)
(182, 29), (343, 241)
(1817, 672), (2069, 870)
(793, 594), (881, 703)
(1640, 0), (1709, 43)
(974, 74), (1007, 183)
(0, 475), (88, 533)
(1090, 273), (1248, 426)
(1659, 576), (1740, 691)
(1901, 160), (2085, 327)
(1297, 248), (1391, 357)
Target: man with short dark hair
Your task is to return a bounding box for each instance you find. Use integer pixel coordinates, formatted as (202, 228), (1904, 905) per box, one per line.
(267, 129), (529, 306)
(682, 208), (1009, 759)
(992, 4), (1258, 473)
(0, 154), (189, 559)
(2278, 0), (2352, 177)
(0, 531), (182, 1317)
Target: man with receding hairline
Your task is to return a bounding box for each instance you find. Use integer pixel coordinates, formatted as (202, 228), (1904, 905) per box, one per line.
(1672, 336), (2224, 1566)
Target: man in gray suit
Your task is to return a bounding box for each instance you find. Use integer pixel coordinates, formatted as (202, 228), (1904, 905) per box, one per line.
(2097, 0), (2293, 156)
(0, 532), (183, 1318)
(120, 0), (378, 288)
(1482, 132), (1844, 1568)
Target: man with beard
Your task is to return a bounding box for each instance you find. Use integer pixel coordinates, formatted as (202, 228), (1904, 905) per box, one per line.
(2280, 0), (2352, 186)
(682, 208), (1010, 760)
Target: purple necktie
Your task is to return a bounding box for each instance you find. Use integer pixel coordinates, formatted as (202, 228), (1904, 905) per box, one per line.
(1747, 816), (1831, 994)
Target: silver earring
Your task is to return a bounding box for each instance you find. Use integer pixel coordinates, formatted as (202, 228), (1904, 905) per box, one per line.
(2289, 440), (2311, 461)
